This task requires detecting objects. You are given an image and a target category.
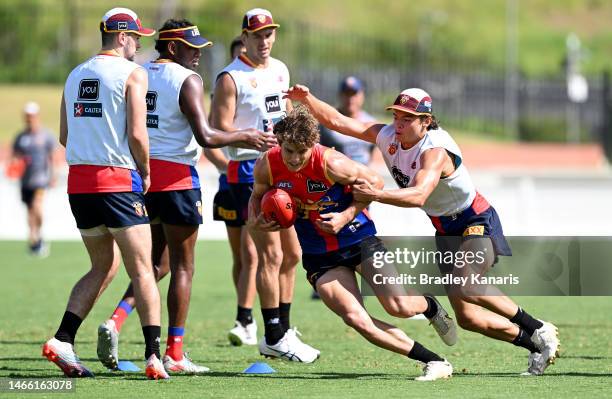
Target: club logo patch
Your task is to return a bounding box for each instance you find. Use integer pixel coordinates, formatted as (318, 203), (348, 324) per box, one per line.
(196, 200), (202, 216)
(391, 166), (410, 188)
(265, 94), (282, 113)
(77, 79), (99, 101)
(411, 161), (417, 169)
(388, 142), (398, 155)
(132, 201), (147, 217)
(306, 179), (328, 193)
(257, 14), (266, 23)
(277, 181), (293, 190)
(249, 78), (257, 88)
(399, 95), (409, 105)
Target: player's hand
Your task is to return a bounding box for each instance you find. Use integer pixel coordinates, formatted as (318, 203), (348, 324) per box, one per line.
(316, 212), (350, 234)
(242, 129), (277, 151)
(141, 174), (151, 194)
(283, 85), (310, 101)
(352, 178), (380, 202)
(248, 213), (281, 232)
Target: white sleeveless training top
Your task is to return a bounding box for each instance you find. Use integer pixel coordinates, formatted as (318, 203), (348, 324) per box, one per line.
(217, 55), (290, 161)
(144, 60), (201, 166)
(376, 124), (476, 217)
(64, 54), (140, 169)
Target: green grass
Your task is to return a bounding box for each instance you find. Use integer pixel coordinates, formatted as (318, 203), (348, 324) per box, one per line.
(1, 240), (611, 398)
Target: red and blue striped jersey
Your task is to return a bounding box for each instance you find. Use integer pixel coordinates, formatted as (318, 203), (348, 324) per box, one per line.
(267, 144), (376, 255)
(149, 159), (200, 192)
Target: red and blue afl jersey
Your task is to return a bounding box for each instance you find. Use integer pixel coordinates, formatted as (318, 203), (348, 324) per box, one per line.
(267, 144), (376, 255)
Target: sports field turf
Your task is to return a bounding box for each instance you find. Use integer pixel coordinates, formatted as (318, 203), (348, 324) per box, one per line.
(1, 240), (610, 398)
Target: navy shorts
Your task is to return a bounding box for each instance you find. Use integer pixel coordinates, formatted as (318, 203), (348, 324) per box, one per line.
(69, 192), (149, 229)
(432, 205), (512, 273)
(213, 176), (241, 227)
(302, 236), (386, 287)
(228, 182), (253, 226)
(145, 189), (203, 225)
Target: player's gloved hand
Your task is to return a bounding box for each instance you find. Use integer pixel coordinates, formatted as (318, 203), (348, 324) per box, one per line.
(242, 128), (277, 151)
(352, 178), (380, 202)
(248, 213), (281, 232)
(316, 212), (350, 234)
(283, 85), (310, 101)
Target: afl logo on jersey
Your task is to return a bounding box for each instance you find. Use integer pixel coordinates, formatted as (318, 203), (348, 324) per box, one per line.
(277, 181), (293, 190)
(391, 166), (411, 188)
(265, 95), (282, 113)
(388, 142), (398, 155)
(78, 79), (99, 101)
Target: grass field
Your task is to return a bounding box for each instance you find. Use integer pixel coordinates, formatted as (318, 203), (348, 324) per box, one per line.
(1, 240), (611, 398)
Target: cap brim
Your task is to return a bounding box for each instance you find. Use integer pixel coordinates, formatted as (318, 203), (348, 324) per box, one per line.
(243, 23), (280, 33)
(385, 105), (430, 115)
(157, 37), (213, 49)
(134, 27), (156, 36)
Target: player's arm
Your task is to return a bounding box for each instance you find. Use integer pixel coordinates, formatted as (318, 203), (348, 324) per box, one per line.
(353, 148), (448, 208)
(59, 92), (68, 148)
(180, 75), (276, 150)
(284, 84), (383, 144)
(203, 148), (229, 173)
(125, 67), (150, 193)
(317, 149), (384, 234)
(247, 154), (280, 232)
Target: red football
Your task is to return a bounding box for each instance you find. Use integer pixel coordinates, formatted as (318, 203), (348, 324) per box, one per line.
(261, 188), (297, 228)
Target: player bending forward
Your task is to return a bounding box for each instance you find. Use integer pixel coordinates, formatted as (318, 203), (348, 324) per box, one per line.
(249, 106), (455, 381)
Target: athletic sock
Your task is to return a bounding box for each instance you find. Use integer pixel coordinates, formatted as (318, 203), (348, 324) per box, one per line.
(512, 328), (540, 353)
(54, 311), (83, 345)
(165, 326), (184, 361)
(423, 296), (438, 319)
(110, 300), (133, 332)
(407, 341), (444, 363)
(142, 325), (161, 360)
(236, 306), (253, 327)
(510, 307), (544, 336)
(261, 307), (283, 345)
(279, 302), (291, 333)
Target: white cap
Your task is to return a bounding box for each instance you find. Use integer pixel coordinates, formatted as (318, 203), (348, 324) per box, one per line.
(24, 101), (40, 115)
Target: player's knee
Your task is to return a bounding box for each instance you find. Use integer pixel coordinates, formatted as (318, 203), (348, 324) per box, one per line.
(455, 312), (483, 332)
(383, 297), (418, 318)
(280, 250), (301, 268)
(261, 248), (283, 268)
(342, 310), (372, 334)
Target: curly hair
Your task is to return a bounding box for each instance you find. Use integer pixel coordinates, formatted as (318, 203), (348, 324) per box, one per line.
(273, 105), (320, 148)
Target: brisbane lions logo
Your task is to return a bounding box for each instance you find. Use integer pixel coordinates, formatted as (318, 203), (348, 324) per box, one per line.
(391, 166), (411, 188)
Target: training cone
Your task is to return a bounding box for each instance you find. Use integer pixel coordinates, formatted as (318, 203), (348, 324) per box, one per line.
(115, 360), (141, 372)
(243, 362), (276, 374)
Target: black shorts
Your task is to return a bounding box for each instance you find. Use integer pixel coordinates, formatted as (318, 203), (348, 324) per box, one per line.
(21, 187), (43, 208)
(145, 189), (203, 225)
(302, 236), (386, 287)
(213, 189), (242, 227)
(69, 192), (149, 229)
(227, 182), (253, 226)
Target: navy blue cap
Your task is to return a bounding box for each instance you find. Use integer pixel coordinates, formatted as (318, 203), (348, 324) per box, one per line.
(339, 76), (364, 93)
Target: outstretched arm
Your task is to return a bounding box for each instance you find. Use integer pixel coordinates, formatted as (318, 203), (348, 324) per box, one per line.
(284, 84), (384, 144)
(180, 75), (276, 150)
(353, 148), (448, 208)
(316, 149), (384, 234)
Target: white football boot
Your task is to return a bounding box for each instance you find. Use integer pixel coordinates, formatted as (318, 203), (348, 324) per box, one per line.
(163, 352), (210, 374)
(258, 331), (319, 363)
(424, 295), (458, 346)
(228, 320), (258, 346)
(414, 359), (453, 381)
(42, 337), (94, 377)
(286, 327), (320, 357)
(97, 319), (119, 369)
(145, 354), (170, 380)
(527, 321), (560, 375)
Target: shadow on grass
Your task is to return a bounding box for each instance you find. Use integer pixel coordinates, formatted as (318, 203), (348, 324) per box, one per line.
(455, 371), (612, 378)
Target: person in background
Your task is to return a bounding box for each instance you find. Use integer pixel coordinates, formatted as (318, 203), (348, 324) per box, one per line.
(11, 101), (57, 257)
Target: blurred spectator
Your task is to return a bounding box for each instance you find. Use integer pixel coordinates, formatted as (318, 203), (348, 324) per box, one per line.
(11, 102), (57, 257)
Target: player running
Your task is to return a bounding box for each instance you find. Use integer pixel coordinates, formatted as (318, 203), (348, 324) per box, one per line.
(211, 9), (316, 355)
(43, 8), (167, 379)
(249, 106), (455, 380)
(285, 84), (560, 376)
(96, 19), (275, 374)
